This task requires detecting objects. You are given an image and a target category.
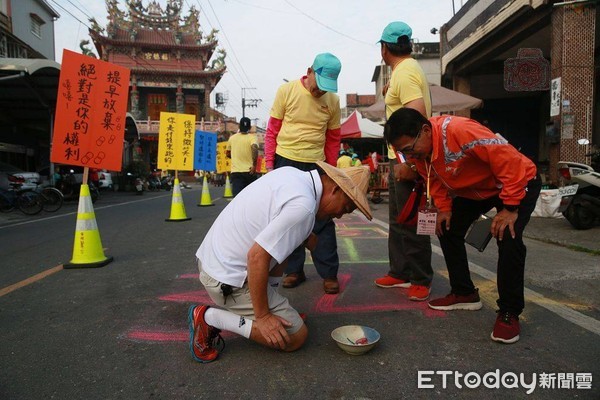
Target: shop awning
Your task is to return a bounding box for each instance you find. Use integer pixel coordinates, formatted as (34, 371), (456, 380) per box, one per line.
(341, 110), (384, 139)
(362, 84), (483, 121)
(0, 58), (61, 126)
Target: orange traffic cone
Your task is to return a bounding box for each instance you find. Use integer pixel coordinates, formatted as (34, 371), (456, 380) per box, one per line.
(197, 175), (214, 206)
(223, 174), (233, 198)
(165, 178), (191, 222)
(64, 184), (113, 269)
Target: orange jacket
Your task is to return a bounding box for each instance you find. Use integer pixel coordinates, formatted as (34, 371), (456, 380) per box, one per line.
(413, 116), (537, 212)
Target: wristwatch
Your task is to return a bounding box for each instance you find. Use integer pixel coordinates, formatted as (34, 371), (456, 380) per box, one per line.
(504, 204), (519, 212)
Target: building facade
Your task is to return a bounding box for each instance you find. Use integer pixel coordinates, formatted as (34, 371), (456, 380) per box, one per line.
(0, 0), (59, 60)
(440, 0), (598, 184)
(0, 0), (59, 171)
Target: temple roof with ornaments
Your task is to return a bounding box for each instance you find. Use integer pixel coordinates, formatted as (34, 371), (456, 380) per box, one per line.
(89, 0), (226, 82)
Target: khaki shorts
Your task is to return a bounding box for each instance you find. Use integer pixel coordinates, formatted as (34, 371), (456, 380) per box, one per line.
(198, 263), (304, 335)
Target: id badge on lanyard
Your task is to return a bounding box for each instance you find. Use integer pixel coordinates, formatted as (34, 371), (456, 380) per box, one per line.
(416, 161), (438, 236)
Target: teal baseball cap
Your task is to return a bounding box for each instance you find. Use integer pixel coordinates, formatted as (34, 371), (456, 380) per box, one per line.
(312, 53), (341, 93)
(379, 21), (412, 43)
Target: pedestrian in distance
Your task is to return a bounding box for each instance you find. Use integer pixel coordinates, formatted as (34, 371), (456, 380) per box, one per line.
(188, 163), (372, 363)
(336, 150), (353, 169)
(384, 107), (541, 344)
(264, 52), (344, 294)
(373, 21), (434, 302)
(226, 117), (259, 196)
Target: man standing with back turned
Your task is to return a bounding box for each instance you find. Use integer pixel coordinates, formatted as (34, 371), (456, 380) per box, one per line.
(226, 117), (258, 197)
(373, 21), (434, 302)
(264, 53), (343, 294)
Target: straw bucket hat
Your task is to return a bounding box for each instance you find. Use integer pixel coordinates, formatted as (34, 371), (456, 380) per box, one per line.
(316, 161), (372, 220)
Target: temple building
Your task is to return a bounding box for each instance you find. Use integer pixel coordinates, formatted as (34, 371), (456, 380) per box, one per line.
(89, 0), (226, 167)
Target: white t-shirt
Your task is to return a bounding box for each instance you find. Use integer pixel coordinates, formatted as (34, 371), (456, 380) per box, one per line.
(196, 167), (321, 287)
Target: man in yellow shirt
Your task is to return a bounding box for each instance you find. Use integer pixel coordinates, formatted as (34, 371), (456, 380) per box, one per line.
(336, 150), (353, 168)
(226, 117), (258, 196)
(264, 53), (342, 294)
(373, 21), (434, 302)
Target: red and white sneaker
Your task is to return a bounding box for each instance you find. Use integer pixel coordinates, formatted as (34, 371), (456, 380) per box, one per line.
(428, 290), (483, 311)
(188, 305), (224, 363)
(408, 284), (430, 301)
(491, 311), (520, 344)
(374, 275), (411, 288)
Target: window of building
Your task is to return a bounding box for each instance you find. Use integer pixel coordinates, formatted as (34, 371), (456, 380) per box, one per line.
(0, 34), (7, 58)
(30, 13), (45, 39)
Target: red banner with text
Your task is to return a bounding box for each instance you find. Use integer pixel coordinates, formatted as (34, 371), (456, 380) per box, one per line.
(51, 49), (130, 171)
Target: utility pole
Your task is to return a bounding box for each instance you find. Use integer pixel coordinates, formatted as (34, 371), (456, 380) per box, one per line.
(241, 87), (261, 117)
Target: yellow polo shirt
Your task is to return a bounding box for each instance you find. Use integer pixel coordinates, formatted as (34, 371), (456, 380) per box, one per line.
(385, 58), (432, 159)
(270, 79), (341, 163)
(336, 155), (353, 168)
(227, 133), (258, 173)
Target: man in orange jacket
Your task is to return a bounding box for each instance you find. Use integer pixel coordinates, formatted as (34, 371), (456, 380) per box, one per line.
(384, 108), (541, 344)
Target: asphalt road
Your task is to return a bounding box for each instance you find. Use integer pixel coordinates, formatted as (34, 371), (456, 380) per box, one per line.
(0, 184), (598, 399)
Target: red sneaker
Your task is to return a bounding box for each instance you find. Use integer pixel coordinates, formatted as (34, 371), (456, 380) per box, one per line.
(428, 290), (482, 311)
(374, 275), (411, 288)
(188, 305), (223, 363)
(491, 311), (520, 344)
(408, 284), (430, 301)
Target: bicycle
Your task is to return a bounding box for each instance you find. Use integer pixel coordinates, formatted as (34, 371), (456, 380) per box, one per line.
(33, 185), (64, 212)
(0, 186), (44, 215)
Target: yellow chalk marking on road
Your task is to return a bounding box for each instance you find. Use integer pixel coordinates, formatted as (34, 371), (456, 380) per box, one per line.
(0, 265), (63, 298)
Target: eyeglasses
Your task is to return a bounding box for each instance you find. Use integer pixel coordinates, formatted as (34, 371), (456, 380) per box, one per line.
(399, 126), (424, 154)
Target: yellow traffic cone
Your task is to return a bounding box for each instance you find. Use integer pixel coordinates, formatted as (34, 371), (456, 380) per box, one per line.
(223, 174), (233, 198)
(165, 178), (191, 222)
(64, 184), (113, 269)
(197, 175), (214, 206)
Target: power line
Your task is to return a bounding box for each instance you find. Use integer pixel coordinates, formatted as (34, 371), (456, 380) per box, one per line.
(48, 0), (91, 29)
(283, 0), (372, 46)
(188, 0), (259, 110)
(205, 0), (255, 89)
(229, 0), (296, 15)
(63, 0), (92, 20)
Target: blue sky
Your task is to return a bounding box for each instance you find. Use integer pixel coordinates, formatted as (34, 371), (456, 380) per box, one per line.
(51, 0), (456, 126)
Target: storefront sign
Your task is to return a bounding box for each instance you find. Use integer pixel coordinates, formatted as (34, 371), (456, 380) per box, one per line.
(550, 77), (561, 117)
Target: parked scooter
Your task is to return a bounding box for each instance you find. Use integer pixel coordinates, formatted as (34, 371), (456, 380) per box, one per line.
(160, 175), (173, 191)
(58, 169), (99, 203)
(557, 140), (600, 230)
(147, 174), (162, 191)
(127, 172), (144, 195)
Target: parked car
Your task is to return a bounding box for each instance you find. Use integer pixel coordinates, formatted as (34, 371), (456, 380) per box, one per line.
(98, 170), (113, 189)
(0, 161), (40, 190)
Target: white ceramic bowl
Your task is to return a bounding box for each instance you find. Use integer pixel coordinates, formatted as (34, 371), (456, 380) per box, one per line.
(331, 325), (380, 355)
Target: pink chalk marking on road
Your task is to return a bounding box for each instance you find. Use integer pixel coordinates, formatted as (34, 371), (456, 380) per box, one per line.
(177, 273), (199, 279)
(336, 229), (365, 237)
(126, 329), (236, 343)
(159, 290), (213, 303)
(313, 273), (445, 318)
